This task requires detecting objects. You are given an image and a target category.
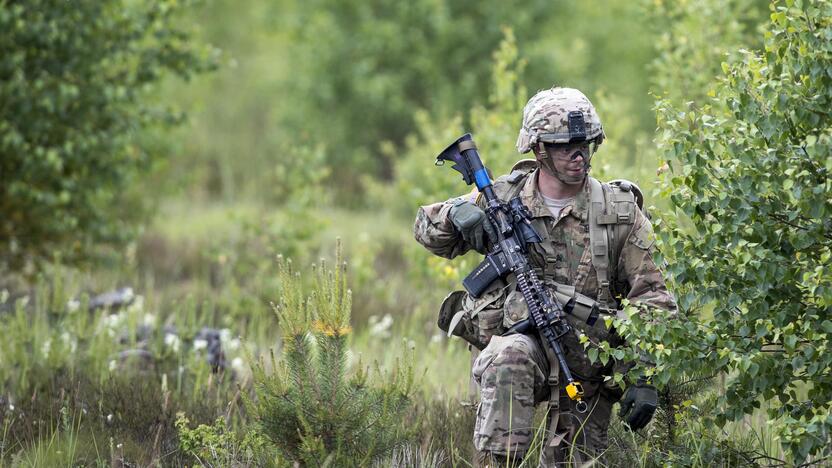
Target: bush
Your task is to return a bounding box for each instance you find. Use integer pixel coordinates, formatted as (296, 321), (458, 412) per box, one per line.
(0, 0), (216, 271)
(607, 0), (832, 462)
(648, 0), (768, 106)
(176, 413), (276, 467)
(275, 0), (660, 204)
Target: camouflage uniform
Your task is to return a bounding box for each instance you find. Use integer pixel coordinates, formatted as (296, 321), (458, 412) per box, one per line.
(414, 167), (676, 466)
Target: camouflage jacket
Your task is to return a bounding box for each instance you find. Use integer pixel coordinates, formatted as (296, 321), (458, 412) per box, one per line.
(414, 166), (677, 382)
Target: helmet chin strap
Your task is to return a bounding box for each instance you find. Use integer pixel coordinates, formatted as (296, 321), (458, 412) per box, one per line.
(536, 142), (592, 185)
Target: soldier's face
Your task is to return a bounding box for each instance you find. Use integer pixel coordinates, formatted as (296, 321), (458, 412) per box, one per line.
(543, 143), (590, 183)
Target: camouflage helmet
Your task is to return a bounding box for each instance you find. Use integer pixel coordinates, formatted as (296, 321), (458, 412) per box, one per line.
(516, 87), (605, 154)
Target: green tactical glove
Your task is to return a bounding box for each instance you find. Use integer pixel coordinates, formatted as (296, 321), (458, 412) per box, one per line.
(449, 200), (497, 254)
(618, 382), (658, 431)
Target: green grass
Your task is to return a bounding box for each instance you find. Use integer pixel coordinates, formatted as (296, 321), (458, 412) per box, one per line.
(0, 198), (818, 466)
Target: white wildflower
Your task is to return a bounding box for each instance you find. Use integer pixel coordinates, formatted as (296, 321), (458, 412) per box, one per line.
(108, 360), (117, 372)
(66, 299), (80, 313)
(126, 294), (143, 314)
(164, 333), (181, 353)
(231, 357), (246, 373)
(220, 328), (232, 343)
(142, 313), (156, 327)
(226, 338), (240, 352)
(8, 404), (14, 412)
(41, 339), (52, 357)
(100, 311), (126, 338)
(430, 333), (443, 344)
(60, 331), (77, 353)
(105, 311), (125, 329)
(193, 338), (208, 351)
(369, 314), (394, 338)
(18, 296), (29, 308)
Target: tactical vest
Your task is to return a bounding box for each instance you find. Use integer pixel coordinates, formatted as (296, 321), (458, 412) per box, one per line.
(437, 160), (645, 351)
(492, 159), (644, 308)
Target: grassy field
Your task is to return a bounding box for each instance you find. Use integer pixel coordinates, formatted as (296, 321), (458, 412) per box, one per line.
(0, 195), (799, 466)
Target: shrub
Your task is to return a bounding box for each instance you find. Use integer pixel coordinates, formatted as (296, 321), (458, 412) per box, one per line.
(0, 0), (216, 271)
(607, 0), (832, 462)
(250, 240), (414, 466)
(176, 413), (276, 467)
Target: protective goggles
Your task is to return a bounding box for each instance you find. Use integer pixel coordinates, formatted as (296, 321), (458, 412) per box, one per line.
(542, 140), (597, 160)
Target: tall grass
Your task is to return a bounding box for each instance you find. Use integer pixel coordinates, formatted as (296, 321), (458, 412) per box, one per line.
(0, 196), (808, 465)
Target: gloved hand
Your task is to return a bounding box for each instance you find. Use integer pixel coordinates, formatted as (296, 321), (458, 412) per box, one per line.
(449, 200), (496, 253)
(618, 382), (658, 431)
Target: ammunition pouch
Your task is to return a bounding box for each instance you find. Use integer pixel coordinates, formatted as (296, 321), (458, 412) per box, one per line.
(438, 282), (508, 351)
(550, 283), (601, 326)
(437, 290), (467, 336)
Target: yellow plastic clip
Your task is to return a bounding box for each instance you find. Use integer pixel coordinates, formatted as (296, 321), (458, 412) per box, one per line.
(565, 381), (584, 400)
(566, 381), (588, 413)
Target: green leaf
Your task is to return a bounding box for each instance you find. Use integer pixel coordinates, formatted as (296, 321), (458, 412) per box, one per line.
(588, 348), (599, 364)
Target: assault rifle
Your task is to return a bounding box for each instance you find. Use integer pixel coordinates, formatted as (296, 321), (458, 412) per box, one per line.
(436, 133), (597, 413)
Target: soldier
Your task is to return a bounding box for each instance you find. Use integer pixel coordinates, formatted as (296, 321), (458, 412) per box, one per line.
(413, 87), (676, 466)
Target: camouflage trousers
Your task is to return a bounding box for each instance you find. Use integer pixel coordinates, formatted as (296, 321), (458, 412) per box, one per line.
(472, 333), (616, 467)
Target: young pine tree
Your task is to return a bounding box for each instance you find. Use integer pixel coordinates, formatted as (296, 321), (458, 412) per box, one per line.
(250, 240), (413, 466)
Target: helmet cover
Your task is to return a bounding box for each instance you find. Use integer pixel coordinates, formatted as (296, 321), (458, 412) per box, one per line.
(516, 87), (605, 154)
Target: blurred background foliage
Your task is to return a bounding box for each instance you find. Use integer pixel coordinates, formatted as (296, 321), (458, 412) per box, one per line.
(159, 0), (662, 206)
(4, 0), (829, 465)
(0, 0), (218, 272)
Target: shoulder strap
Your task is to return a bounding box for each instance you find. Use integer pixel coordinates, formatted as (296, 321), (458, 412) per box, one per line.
(608, 185), (637, 292)
(587, 178), (613, 305)
(588, 178), (638, 306)
(509, 158), (539, 176)
(489, 159), (536, 201)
